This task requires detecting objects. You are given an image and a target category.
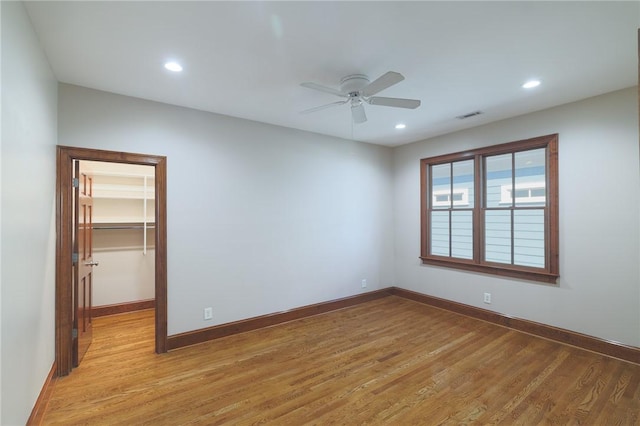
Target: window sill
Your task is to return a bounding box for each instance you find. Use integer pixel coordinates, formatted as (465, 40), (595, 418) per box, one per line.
(419, 256), (559, 284)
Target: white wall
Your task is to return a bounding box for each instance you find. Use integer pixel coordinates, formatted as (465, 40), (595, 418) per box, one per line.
(394, 87), (640, 347)
(93, 232), (155, 306)
(58, 84), (395, 335)
(1, 2), (58, 424)
(1, 3), (3, 421)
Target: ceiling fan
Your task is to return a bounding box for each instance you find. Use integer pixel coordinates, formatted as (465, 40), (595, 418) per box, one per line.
(300, 71), (421, 124)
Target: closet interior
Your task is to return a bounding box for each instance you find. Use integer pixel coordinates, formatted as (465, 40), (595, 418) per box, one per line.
(80, 161), (156, 314)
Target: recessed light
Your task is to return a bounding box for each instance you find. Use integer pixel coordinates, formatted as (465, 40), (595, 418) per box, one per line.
(522, 80), (541, 89)
(395, 123), (406, 129)
(164, 61), (183, 72)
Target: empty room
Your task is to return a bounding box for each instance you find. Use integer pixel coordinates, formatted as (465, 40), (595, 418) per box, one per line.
(2, 1), (640, 424)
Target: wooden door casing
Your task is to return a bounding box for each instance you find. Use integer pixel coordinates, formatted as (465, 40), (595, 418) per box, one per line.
(56, 146), (168, 377)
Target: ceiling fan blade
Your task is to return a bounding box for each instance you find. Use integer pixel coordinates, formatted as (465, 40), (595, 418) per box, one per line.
(361, 71), (405, 97)
(367, 96), (421, 109)
(351, 103), (367, 123)
(300, 100), (348, 114)
(300, 82), (346, 97)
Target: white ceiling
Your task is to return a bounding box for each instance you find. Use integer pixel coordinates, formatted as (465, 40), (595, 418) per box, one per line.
(25, 1), (639, 147)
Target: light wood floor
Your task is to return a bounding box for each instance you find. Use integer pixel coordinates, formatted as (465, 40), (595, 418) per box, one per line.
(42, 296), (640, 425)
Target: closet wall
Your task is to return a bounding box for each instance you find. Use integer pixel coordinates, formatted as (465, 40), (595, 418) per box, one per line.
(80, 161), (155, 307)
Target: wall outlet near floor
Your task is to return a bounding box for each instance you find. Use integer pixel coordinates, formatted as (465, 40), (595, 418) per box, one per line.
(483, 293), (492, 304)
(203, 307), (213, 320)
(361, 279), (367, 288)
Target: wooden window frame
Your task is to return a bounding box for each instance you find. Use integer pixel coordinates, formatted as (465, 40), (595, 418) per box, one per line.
(420, 134), (559, 284)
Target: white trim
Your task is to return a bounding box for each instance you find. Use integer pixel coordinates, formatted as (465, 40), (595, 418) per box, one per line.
(500, 182), (545, 204)
(433, 188), (469, 207)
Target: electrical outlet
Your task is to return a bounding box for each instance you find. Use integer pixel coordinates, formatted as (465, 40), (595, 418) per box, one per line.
(361, 279), (367, 288)
(203, 307), (213, 320)
(483, 293), (491, 304)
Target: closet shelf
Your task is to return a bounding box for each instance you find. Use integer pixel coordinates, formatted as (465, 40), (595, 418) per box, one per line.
(92, 178), (155, 199)
(94, 222), (156, 230)
(93, 194), (156, 200)
(94, 216), (154, 223)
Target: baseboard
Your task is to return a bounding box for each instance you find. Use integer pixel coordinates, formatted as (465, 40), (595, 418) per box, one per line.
(389, 287), (640, 365)
(168, 286), (640, 364)
(92, 299), (155, 317)
(168, 289), (392, 350)
(26, 361), (57, 426)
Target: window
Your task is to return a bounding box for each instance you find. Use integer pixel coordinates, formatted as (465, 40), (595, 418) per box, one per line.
(420, 134), (559, 283)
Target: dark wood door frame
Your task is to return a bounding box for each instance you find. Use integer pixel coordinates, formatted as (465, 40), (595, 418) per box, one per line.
(56, 146), (168, 376)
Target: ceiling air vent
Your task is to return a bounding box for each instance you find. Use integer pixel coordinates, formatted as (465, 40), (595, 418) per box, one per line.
(456, 111), (483, 120)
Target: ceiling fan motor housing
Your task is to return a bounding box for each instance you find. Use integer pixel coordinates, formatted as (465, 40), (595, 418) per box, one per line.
(340, 74), (370, 95)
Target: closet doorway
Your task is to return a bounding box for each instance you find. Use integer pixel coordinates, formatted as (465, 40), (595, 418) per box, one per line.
(56, 146), (167, 377)
(81, 160), (156, 316)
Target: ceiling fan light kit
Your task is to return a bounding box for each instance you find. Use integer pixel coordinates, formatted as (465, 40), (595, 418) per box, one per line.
(351, 103), (367, 124)
(300, 71), (421, 124)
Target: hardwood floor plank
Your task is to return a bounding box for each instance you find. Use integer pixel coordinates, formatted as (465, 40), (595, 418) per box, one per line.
(42, 298), (640, 425)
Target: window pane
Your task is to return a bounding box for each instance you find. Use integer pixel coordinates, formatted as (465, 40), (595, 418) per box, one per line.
(514, 209), (545, 268)
(431, 163), (451, 209)
(430, 211), (449, 256)
(485, 153), (512, 208)
(453, 160), (474, 208)
(485, 210), (511, 264)
(531, 188), (545, 197)
(451, 210), (473, 259)
(514, 148), (546, 207)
